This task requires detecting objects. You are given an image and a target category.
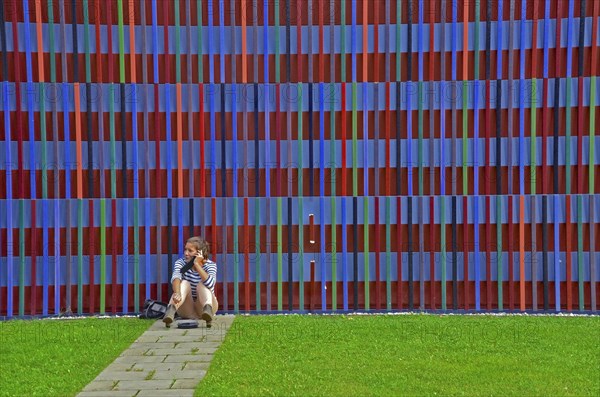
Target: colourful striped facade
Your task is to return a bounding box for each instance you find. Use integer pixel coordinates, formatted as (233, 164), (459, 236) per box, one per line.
(0, 0), (598, 316)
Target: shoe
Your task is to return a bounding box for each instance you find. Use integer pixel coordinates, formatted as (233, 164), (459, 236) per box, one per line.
(201, 304), (213, 326)
(163, 304), (177, 327)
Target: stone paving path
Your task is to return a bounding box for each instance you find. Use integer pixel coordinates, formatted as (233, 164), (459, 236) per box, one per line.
(77, 315), (235, 397)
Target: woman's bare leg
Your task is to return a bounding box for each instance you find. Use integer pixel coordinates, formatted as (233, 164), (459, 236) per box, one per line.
(194, 283), (219, 324)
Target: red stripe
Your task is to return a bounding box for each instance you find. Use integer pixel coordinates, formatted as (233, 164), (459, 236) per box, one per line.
(276, 84), (281, 196)
(297, 1), (302, 83)
(154, 84), (162, 197)
(463, 196), (469, 310)
(111, 199), (117, 314)
(385, 82), (391, 195)
(319, 0), (324, 83)
(397, 196), (402, 310)
(341, 83), (347, 195)
(430, 196), (435, 309)
(30, 200), (37, 315)
(244, 198), (249, 311)
(553, 1), (563, 194)
(163, 0), (170, 84)
(11, 6), (23, 199)
(89, 200), (95, 313)
(199, 84), (205, 197)
(486, 196), (492, 310)
(375, 197), (380, 309)
(566, 195), (572, 310)
(577, 76), (584, 194)
(95, 2), (102, 83)
(107, 2), (114, 83)
(508, 195), (514, 310)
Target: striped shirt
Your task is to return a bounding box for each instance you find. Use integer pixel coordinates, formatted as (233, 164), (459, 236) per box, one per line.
(171, 258), (217, 299)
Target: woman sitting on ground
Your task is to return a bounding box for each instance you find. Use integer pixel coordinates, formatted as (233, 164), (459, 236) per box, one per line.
(163, 236), (218, 328)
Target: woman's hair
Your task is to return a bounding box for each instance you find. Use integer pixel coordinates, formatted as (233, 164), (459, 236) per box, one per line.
(186, 236), (210, 259)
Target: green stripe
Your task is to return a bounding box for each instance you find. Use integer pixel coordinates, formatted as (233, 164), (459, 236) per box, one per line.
(100, 199), (106, 314)
(78, 200), (83, 314)
(255, 198), (261, 310)
(363, 199), (369, 309)
(83, 0), (91, 82)
(496, 197), (503, 310)
(298, 83), (303, 197)
(134, 198), (139, 313)
(396, 0), (401, 81)
(48, 1), (56, 82)
(175, 0), (181, 83)
(441, 198), (446, 310)
(590, 76), (596, 193)
(40, 84), (47, 199)
(19, 201), (25, 316)
(275, 0), (280, 83)
(110, 86), (116, 198)
(531, 78), (537, 194)
(341, 0), (346, 82)
(462, 80), (468, 195)
(299, 198), (304, 310)
(565, 76), (572, 193)
(418, 81), (423, 195)
(197, 0), (204, 83)
(233, 198), (239, 313)
(385, 197), (391, 310)
(331, 195), (337, 311)
(577, 195), (583, 310)
(352, 82), (357, 196)
(277, 197), (282, 311)
(117, 0), (125, 83)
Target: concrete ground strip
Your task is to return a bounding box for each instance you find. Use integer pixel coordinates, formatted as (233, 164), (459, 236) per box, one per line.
(77, 315), (235, 397)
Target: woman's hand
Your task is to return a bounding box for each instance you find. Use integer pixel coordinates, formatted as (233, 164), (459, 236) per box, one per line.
(194, 251), (205, 267)
(172, 292), (182, 304)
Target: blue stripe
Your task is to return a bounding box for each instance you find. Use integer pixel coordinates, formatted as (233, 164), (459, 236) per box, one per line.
(122, 199), (129, 313)
(319, 83), (325, 196)
(145, 197), (151, 299)
(232, 84), (238, 197)
(208, 0), (214, 83)
(497, 0), (504, 79)
(219, 0), (225, 82)
(132, 85), (139, 198)
(151, 0), (159, 83)
(62, 83), (71, 199)
(23, 0), (36, 199)
(543, 1), (551, 78)
(553, 195), (560, 311)
(42, 199), (49, 315)
(165, 83), (173, 198)
(210, 82), (216, 197)
(342, 197), (348, 311)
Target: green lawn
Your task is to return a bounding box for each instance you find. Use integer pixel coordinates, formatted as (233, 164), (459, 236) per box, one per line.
(196, 314), (600, 396)
(0, 317), (153, 397)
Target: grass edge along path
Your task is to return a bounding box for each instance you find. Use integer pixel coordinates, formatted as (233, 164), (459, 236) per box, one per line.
(196, 314), (600, 397)
(0, 317), (153, 396)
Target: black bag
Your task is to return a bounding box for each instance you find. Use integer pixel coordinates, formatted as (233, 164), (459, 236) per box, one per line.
(139, 299), (168, 319)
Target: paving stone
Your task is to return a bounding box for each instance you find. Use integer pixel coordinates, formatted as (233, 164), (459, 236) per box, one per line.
(103, 363), (135, 371)
(163, 354), (213, 363)
(113, 355), (167, 364)
(129, 342), (177, 350)
(171, 379), (201, 389)
(136, 390), (195, 397)
(175, 341), (222, 349)
(130, 363), (186, 372)
(119, 348), (149, 356)
(77, 391), (136, 397)
(94, 370), (152, 381)
(82, 380), (116, 392)
(182, 362), (212, 371)
(157, 335), (205, 343)
(145, 347), (196, 356)
(151, 369), (206, 380)
(112, 380), (172, 391)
